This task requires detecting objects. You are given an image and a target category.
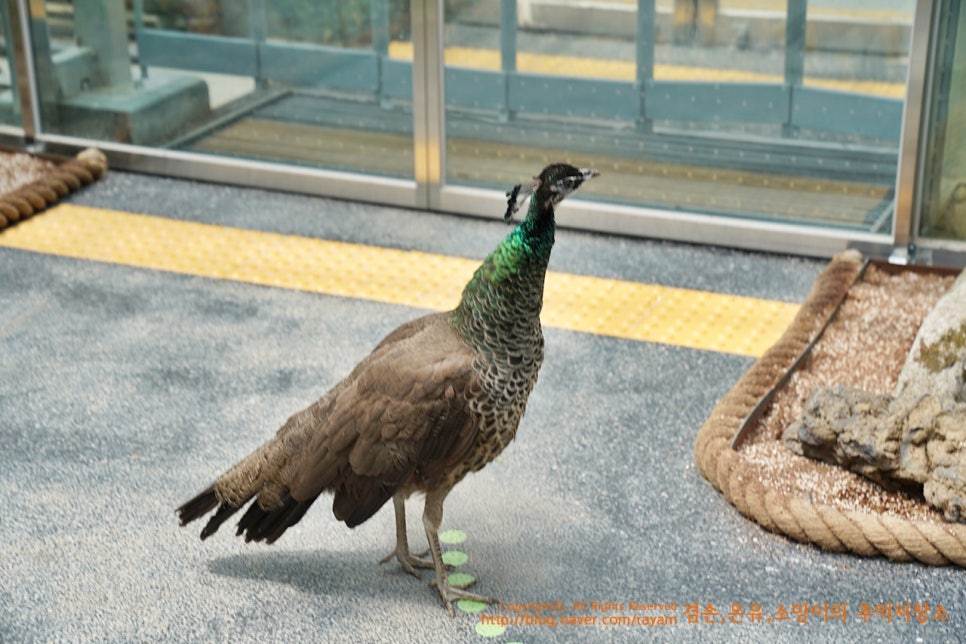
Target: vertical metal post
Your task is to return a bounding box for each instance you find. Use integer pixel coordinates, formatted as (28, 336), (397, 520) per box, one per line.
(916, 0), (961, 244)
(783, 0), (806, 137)
(10, 0), (58, 140)
(133, 0), (147, 80)
(637, 0), (655, 132)
(249, 0), (267, 88)
(0, 0), (21, 118)
(892, 0), (940, 263)
(500, 0), (516, 122)
(784, 0), (806, 85)
(371, 0), (390, 106)
(371, 0), (390, 55)
(411, 0), (445, 209)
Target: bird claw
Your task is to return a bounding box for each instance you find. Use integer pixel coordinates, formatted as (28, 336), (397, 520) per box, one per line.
(380, 548), (435, 578)
(432, 580), (497, 616)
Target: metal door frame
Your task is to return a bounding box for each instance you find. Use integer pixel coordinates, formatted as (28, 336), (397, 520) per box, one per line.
(0, 0), (961, 265)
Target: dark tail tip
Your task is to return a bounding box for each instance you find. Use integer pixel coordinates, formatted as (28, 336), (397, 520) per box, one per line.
(177, 485), (315, 543)
(177, 485), (244, 540)
(177, 485), (219, 525)
(235, 493), (318, 544)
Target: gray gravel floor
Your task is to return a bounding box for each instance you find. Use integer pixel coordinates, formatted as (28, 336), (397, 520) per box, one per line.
(1, 171), (961, 642)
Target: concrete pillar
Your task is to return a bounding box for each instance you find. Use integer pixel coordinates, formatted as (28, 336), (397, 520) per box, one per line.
(74, 0), (132, 89)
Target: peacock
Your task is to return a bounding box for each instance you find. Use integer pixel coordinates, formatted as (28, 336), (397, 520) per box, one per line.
(176, 163), (599, 614)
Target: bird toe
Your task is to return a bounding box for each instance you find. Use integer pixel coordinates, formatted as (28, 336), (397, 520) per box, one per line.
(380, 547), (435, 578)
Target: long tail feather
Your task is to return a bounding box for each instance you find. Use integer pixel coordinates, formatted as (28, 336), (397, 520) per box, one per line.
(235, 493), (319, 544)
(176, 485), (251, 540)
(200, 501), (245, 540)
(177, 405), (330, 543)
(176, 485), (219, 525)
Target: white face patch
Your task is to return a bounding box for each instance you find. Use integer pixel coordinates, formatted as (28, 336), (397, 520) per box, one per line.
(505, 167), (599, 220)
(549, 176), (581, 199)
(548, 169), (598, 205)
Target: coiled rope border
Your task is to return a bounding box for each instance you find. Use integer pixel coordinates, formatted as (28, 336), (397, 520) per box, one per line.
(0, 148), (107, 231)
(694, 250), (966, 567)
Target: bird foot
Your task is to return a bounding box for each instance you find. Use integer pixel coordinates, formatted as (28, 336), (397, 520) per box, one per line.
(431, 579), (497, 616)
(380, 547), (434, 578)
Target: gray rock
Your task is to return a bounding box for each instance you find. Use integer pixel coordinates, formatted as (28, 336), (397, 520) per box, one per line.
(784, 268), (966, 522)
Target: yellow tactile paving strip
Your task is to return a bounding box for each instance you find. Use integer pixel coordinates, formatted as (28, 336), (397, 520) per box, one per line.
(0, 204), (799, 357)
(387, 42), (905, 99)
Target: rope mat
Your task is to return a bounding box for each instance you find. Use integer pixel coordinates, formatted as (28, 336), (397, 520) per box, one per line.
(694, 250), (966, 567)
(0, 148), (107, 232)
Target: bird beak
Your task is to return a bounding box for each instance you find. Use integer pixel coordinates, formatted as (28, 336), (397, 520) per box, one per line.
(581, 169), (600, 181)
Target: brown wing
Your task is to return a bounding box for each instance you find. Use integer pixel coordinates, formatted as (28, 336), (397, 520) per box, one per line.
(178, 314), (480, 543)
(179, 312), (482, 543)
(282, 312), (481, 528)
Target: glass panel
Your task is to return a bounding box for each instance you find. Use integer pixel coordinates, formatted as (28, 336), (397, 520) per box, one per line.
(0, 2), (22, 127)
(443, 0), (913, 232)
(919, 2), (966, 241)
(28, 0), (413, 179)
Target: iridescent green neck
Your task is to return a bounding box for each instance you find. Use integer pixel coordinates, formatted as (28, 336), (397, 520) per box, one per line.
(452, 202), (555, 339)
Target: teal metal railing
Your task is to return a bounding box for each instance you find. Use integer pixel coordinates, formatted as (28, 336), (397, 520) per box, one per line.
(130, 0), (902, 142)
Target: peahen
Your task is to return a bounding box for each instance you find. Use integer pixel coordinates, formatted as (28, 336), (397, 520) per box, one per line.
(177, 163), (599, 614)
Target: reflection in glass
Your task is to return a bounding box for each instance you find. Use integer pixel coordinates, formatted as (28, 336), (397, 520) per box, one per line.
(920, 3), (966, 241)
(444, 0), (913, 232)
(28, 0), (414, 178)
(0, 2), (22, 127)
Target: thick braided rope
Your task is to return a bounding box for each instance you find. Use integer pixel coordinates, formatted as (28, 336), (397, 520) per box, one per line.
(0, 148), (107, 231)
(694, 250), (966, 567)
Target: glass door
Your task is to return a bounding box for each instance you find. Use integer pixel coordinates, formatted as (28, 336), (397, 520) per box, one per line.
(23, 0), (416, 179)
(441, 0), (912, 232)
(917, 1), (966, 247)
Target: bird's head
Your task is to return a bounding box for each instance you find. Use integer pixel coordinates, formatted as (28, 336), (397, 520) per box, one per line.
(504, 164), (599, 222)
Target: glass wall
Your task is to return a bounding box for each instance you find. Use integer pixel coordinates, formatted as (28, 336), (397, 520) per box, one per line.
(3, 0), (962, 261)
(25, 0), (414, 178)
(0, 1), (22, 127)
(919, 2), (966, 241)
(442, 0), (912, 232)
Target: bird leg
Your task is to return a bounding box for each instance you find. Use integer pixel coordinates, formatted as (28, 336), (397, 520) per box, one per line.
(422, 489), (496, 616)
(379, 492), (433, 577)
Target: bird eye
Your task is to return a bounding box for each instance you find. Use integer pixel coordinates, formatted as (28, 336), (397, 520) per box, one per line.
(553, 176), (580, 192)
